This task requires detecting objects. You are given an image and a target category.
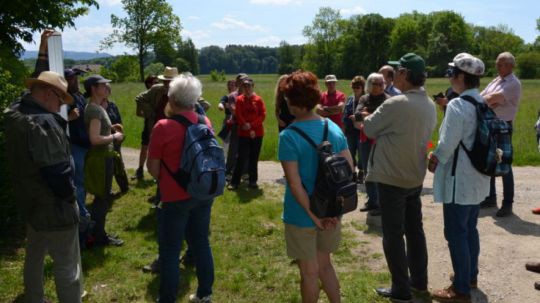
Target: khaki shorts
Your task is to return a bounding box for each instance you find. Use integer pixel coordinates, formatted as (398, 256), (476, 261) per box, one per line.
(284, 222), (341, 260)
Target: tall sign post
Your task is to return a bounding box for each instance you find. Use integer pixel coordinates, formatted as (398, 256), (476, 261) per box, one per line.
(47, 31), (68, 121)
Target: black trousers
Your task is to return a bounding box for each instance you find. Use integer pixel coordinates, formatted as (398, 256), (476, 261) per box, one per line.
(91, 157), (114, 241)
(231, 136), (263, 185)
(378, 183), (428, 297)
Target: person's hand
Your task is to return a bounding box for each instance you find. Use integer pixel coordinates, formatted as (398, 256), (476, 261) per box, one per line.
(39, 29), (55, 53)
(278, 119), (286, 128)
(68, 108), (80, 121)
(113, 132), (124, 142)
(361, 109), (370, 119)
(242, 123), (251, 130)
(321, 217), (339, 230)
(112, 123), (124, 133)
(218, 103), (225, 111)
(428, 152), (438, 173)
(349, 114), (355, 121)
(249, 130), (256, 138)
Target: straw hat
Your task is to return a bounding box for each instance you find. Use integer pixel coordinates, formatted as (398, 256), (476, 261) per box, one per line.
(25, 71), (73, 104)
(158, 66), (179, 80)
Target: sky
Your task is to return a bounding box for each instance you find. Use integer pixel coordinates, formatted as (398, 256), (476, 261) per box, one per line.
(21, 0), (539, 55)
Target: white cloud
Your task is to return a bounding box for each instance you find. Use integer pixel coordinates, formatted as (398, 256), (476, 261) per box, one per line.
(340, 5), (366, 16)
(249, 0), (298, 5)
(211, 15), (266, 32)
(98, 0), (122, 6)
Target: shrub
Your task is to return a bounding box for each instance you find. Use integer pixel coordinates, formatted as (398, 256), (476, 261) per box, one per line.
(517, 52), (540, 79)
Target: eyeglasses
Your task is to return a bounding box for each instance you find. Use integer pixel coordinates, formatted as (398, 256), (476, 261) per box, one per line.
(50, 89), (64, 103)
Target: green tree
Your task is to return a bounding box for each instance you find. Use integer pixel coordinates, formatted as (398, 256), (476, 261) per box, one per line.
(278, 41), (297, 74)
(110, 55), (139, 82)
(101, 0), (182, 82)
(303, 7), (343, 77)
(516, 52), (540, 78)
(471, 25), (524, 75)
(144, 62), (165, 77)
(178, 38), (199, 74)
(154, 39), (178, 67)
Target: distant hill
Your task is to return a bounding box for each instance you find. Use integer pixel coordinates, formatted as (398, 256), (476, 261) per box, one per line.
(21, 50), (113, 61)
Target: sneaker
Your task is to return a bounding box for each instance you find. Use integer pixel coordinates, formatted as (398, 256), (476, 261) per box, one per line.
(496, 204), (513, 217)
(532, 207), (540, 215)
(535, 281), (540, 291)
(131, 167), (144, 180)
(189, 294), (212, 303)
(480, 196), (496, 208)
(95, 235), (124, 247)
(431, 285), (471, 302)
(526, 262), (540, 274)
(142, 258), (160, 274)
(375, 287), (412, 302)
(449, 273), (478, 289)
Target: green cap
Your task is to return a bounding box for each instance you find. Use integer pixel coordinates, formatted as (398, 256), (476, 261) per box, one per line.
(388, 53), (425, 76)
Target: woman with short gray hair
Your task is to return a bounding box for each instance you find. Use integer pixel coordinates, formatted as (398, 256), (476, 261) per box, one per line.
(147, 73), (215, 303)
(353, 72), (390, 216)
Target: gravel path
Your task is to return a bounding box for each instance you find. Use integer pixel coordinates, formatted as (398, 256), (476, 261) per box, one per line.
(121, 147), (540, 302)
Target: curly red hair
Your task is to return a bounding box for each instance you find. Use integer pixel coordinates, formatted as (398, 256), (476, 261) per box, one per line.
(279, 70), (321, 111)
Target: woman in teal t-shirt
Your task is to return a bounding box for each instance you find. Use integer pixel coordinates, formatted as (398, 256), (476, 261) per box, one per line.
(278, 71), (352, 303)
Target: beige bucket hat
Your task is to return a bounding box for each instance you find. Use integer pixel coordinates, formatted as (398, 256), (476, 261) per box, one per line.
(25, 71), (73, 104)
(158, 66), (179, 80)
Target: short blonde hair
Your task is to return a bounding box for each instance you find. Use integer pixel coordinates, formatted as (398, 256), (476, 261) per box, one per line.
(167, 73), (202, 109)
(497, 52), (516, 67)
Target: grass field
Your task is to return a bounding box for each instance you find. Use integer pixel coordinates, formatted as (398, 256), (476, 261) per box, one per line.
(0, 179), (393, 302)
(111, 75), (540, 165)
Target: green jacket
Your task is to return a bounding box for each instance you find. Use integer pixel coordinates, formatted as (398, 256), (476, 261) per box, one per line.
(84, 148), (121, 197)
(134, 83), (168, 122)
(4, 94), (79, 231)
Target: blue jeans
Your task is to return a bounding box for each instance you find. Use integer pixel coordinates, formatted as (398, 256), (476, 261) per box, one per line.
(71, 144), (89, 217)
(443, 203), (480, 295)
(360, 141), (378, 208)
(159, 199), (214, 303)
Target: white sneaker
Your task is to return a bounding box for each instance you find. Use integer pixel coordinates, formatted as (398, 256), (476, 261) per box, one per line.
(189, 294), (212, 303)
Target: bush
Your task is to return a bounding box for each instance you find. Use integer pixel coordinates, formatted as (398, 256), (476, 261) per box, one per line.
(209, 69), (226, 82)
(517, 52), (540, 79)
(0, 67), (24, 234)
(145, 62), (165, 78)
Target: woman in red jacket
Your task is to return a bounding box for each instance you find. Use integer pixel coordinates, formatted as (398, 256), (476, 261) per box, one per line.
(228, 78), (266, 190)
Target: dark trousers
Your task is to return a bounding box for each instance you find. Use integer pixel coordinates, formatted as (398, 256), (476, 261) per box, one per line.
(225, 125), (239, 176)
(346, 133), (361, 170)
(91, 157), (114, 241)
(488, 127), (514, 205)
(231, 136), (263, 185)
(113, 144), (129, 193)
(443, 203), (480, 295)
(378, 183), (428, 298)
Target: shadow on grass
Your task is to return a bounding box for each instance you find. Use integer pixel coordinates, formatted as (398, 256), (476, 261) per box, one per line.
(133, 178), (158, 190)
(125, 208), (159, 242)
(0, 222), (26, 264)
(231, 186), (264, 203)
(145, 263), (197, 302)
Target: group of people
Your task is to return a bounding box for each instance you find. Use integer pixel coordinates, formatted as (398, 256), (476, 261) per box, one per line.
(5, 29), (533, 303)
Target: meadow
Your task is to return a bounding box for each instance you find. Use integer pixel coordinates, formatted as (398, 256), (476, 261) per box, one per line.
(113, 75), (540, 165)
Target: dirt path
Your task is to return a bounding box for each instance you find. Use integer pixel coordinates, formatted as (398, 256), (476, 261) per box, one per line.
(121, 147), (540, 302)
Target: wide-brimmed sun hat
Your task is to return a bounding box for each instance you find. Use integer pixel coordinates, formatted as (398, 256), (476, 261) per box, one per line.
(158, 66), (179, 80)
(25, 71), (73, 104)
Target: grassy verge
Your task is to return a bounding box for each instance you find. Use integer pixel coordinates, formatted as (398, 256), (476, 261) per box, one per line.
(0, 174), (391, 303)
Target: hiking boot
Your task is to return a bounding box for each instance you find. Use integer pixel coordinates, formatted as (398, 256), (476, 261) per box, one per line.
(131, 167), (144, 180)
(449, 273), (478, 289)
(535, 281), (540, 291)
(411, 287), (430, 299)
(189, 294), (212, 303)
(496, 204), (513, 217)
(142, 258), (160, 274)
(480, 196), (496, 208)
(248, 182), (259, 189)
(375, 287), (412, 302)
(526, 262), (540, 274)
(357, 170), (364, 184)
(431, 285), (471, 302)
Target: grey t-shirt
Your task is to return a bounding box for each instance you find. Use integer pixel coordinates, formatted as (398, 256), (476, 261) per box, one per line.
(85, 102), (112, 149)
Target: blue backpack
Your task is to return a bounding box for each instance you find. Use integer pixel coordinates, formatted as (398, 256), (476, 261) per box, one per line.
(163, 114), (226, 200)
(457, 96), (512, 177)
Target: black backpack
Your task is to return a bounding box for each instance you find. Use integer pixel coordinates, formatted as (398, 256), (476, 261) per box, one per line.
(289, 119), (358, 218)
(456, 96), (512, 177)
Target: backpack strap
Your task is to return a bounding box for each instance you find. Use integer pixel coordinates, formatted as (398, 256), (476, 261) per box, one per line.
(457, 95), (479, 153)
(169, 114), (193, 128)
(288, 119), (329, 149)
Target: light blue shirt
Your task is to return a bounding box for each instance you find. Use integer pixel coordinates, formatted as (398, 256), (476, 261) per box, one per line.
(278, 118), (348, 227)
(432, 89), (490, 205)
